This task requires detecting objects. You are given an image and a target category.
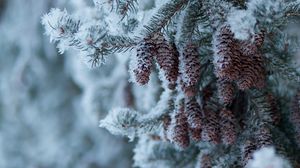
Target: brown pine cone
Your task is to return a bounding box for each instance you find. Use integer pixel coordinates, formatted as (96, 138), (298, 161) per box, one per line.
(237, 44), (266, 90)
(213, 25), (241, 81)
(255, 126), (273, 148)
(180, 42), (201, 96)
(242, 139), (257, 166)
(170, 101), (190, 148)
(155, 33), (179, 88)
(219, 108), (237, 145)
(189, 127), (202, 142)
(202, 108), (221, 144)
(254, 30), (266, 48)
(185, 97), (203, 129)
(199, 153), (212, 168)
(179, 76), (197, 97)
(217, 78), (235, 105)
(133, 36), (156, 85)
(266, 93), (281, 125)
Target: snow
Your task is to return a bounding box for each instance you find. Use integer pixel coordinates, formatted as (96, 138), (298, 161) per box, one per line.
(246, 147), (292, 168)
(227, 9), (256, 40)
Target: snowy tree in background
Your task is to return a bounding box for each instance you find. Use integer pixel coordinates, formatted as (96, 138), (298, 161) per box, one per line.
(41, 0), (300, 167)
(0, 0), (133, 167)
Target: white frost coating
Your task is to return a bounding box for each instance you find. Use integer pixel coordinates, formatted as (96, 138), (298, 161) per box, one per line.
(99, 107), (140, 141)
(41, 8), (77, 54)
(246, 147), (292, 168)
(41, 8), (71, 42)
(128, 49), (140, 83)
(157, 63), (171, 89)
(227, 9), (256, 40)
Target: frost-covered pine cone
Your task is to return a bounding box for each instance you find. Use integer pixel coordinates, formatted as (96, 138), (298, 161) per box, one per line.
(219, 108), (237, 145)
(266, 93), (281, 125)
(179, 76), (197, 97)
(155, 33), (179, 89)
(189, 127), (202, 142)
(242, 139), (258, 166)
(254, 30), (266, 48)
(133, 36), (156, 85)
(217, 78), (235, 105)
(214, 25), (241, 81)
(237, 39), (266, 90)
(202, 108), (220, 144)
(185, 97), (203, 129)
(170, 101), (190, 148)
(255, 126), (273, 148)
(290, 90), (300, 147)
(198, 153), (212, 168)
(180, 42), (201, 96)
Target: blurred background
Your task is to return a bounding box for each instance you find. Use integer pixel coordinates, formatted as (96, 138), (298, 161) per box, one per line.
(0, 0), (135, 167)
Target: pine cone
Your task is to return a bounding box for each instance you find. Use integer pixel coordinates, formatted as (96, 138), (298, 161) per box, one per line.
(190, 127), (202, 142)
(202, 108), (220, 144)
(213, 25), (241, 81)
(170, 102), (190, 148)
(237, 41), (266, 90)
(199, 153), (212, 168)
(219, 108), (237, 145)
(179, 77), (197, 97)
(185, 97), (202, 129)
(242, 139), (257, 165)
(180, 42), (201, 96)
(254, 30), (265, 48)
(217, 78), (235, 105)
(133, 36), (156, 85)
(291, 90), (300, 147)
(255, 126), (273, 148)
(266, 93), (281, 125)
(155, 33), (179, 89)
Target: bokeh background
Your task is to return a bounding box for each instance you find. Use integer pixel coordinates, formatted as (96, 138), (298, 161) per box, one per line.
(0, 0), (135, 167)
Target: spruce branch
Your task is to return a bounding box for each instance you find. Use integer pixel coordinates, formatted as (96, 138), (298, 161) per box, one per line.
(177, 0), (206, 45)
(99, 108), (163, 141)
(100, 35), (137, 54)
(115, 0), (139, 20)
(41, 8), (81, 53)
(143, 0), (189, 36)
(268, 57), (300, 84)
(226, 0), (246, 9)
(88, 35), (136, 67)
(285, 1), (300, 17)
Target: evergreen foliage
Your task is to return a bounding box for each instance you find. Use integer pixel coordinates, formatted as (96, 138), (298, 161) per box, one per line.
(42, 0), (300, 167)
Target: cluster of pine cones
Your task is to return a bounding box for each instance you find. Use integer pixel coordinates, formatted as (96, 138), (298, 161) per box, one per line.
(131, 26), (300, 167)
(214, 25), (266, 106)
(133, 32), (200, 95)
(161, 88), (282, 167)
(166, 95), (238, 148)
